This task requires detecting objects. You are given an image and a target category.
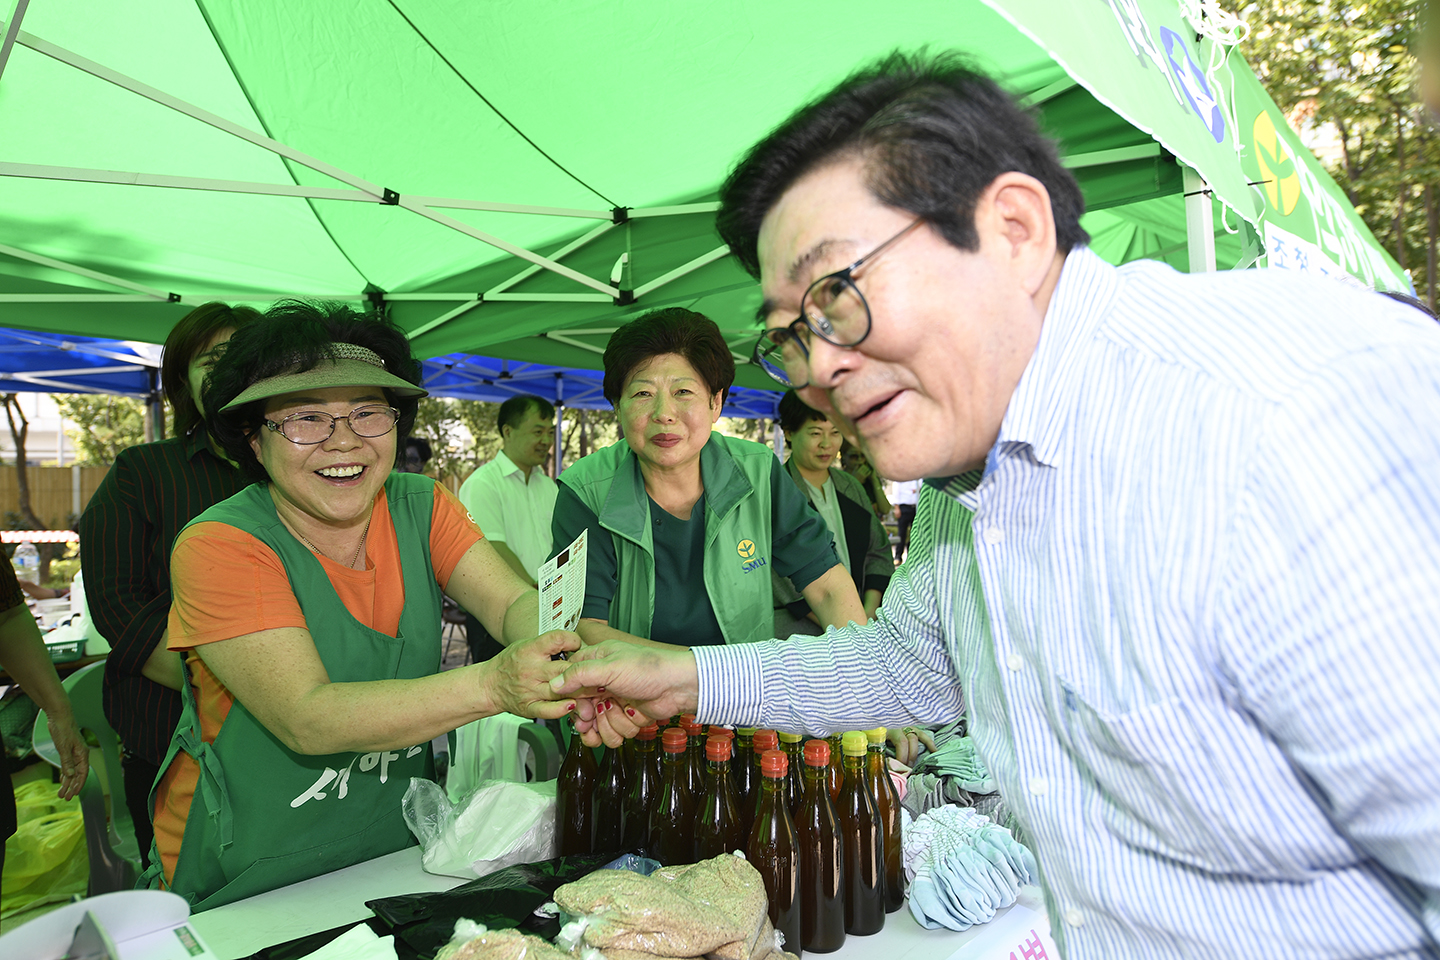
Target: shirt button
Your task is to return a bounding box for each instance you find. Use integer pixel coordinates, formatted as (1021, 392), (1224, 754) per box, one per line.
(1065, 907), (1085, 927)
(1028, 776), (1049, 796)
(1006, 652), (1024, 671)
(983, 527), (1004, 544)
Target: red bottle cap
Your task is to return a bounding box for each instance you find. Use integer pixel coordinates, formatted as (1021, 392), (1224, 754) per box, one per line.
(680, 713), (697, 726)
(804, 738), (830, 766)
(662, 727), (688, 753)
(706, 735), (732, 761)
(636, 723), (659, 741)
(753, 729), (779, 752)
(683, 717), (704, 736)
(760, 749), (788, 778)
(708, 726), (735, 740)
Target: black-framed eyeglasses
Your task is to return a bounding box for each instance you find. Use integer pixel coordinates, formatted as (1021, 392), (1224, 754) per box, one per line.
(263, 404), (399, 445)
(751, 218), (925, 388)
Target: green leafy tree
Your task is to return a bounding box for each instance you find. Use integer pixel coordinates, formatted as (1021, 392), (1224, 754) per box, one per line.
(1238, 0), (1438, 303)
(54, 394), (160, 466)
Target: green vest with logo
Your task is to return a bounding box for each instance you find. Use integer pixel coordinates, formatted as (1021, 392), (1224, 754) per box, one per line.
(563, 433), (776, 645)
(142, 472), (442, 910)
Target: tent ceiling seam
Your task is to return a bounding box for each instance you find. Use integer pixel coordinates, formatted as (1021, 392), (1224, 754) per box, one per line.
(384, 0), (616, 209)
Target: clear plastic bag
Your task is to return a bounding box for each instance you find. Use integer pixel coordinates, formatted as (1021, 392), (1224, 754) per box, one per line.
(402, 778), (556, 879)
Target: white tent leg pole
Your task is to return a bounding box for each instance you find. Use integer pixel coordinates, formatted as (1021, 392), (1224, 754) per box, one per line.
(553, 375), (565, 477)
(0, 0), (30, 84)
(1184, 165), (1216, 273)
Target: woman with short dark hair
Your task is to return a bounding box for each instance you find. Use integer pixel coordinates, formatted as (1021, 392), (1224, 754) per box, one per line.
(146, 301), (581, 909)
(80, 301), (259, 869)
(552, 307), (865, 650)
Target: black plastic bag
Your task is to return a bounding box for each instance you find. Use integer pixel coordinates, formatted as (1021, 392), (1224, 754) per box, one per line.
(367, 851), (624, 959)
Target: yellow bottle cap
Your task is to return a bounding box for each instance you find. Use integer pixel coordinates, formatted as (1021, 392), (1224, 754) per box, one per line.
(736, 727), (758, 736)
(778, 731), (804, 743)
(865, 727), (887, 744)
(842, 731), (868, 756)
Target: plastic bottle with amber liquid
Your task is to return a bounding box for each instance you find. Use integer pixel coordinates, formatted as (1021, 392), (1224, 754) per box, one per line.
(825, 733), (845, 801)
(556, 721), (597, 856)
(682, 715), (707, 801)
(796, 739), (846, 953)
(621, 723), (661, 855)
(744, 730), (780, 842)
(836, 731), (885, 935)
(779, 731), (805, 815)
(733, 728), (758, 809)
(747, 749), (802, 957)
(649, 727), (697, 866)
(694, 734), (745, 859)
(592, 740), (628, 853)
(865, 728), (905, 912)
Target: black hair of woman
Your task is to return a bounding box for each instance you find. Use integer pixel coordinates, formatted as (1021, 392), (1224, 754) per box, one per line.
(161, 302), (262, 438)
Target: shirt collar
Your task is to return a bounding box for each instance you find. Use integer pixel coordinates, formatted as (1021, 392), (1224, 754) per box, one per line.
(494, 449), (538, 481)
(184, 426), (221, 461)
(994, 245), (1119, 468)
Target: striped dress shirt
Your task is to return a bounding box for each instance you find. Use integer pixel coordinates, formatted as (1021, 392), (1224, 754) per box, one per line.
(696, 247), (1440, 957)
(80, 430), (252, 766)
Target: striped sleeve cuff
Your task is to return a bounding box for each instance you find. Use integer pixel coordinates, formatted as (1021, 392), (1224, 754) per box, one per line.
(694, 641), (768, 725)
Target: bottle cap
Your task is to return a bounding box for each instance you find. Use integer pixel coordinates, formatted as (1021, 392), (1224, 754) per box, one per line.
(865, 727), (887, 745)
(636, 723), (659, 741)
(683, 717), (704, 736)
(803, 739), (830, 766)
(760, 749), (788, 778)
(708, 726), (735, 740)
(842, 731), (868, 757)
(736, 727), (758, 737)
(778, 731), (804, 743)
(706, 735), (732, 761)
(662, 727), (688, 753)
(753, 729), (779, 752)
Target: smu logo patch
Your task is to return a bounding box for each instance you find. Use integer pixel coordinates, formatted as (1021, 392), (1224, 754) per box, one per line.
(737, 538), (766, 573)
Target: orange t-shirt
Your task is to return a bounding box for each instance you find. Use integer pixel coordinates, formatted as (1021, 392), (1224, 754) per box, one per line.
(153, 482), (483, 884)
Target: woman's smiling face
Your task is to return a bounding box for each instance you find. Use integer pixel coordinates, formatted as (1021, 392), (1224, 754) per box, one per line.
(250, 385), (396, 526)
(617, 352), (723, 474)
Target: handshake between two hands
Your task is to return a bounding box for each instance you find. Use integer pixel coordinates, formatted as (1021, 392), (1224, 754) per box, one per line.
(507, 631), (701, 749)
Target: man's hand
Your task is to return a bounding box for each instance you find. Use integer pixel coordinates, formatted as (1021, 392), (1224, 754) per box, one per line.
(549, 640), (699, 747)
(483, 630), (585, 720)
(47, 709), (89, 801)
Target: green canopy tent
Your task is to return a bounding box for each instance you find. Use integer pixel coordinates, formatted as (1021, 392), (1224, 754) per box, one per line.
(0, 0), (1406, 394)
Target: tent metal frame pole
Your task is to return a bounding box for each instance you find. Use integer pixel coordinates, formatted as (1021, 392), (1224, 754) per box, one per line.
(0, 0), (30, 84)
(0, 372), (142, 395)
(0, 163), (617, 220)
(406, 300), (484, 340)
(17, 30), (618, 297)
(0, 294), (163, 302)
(1183, 165), (1217, 273)
(1018, 76), (1078, 108)
(1061, 143), (1161, 170)
(487, 222), (617, 297)
(0, 241), (177, 301)
(628, 202), (721, 218)
(632, 245), (731, 298)
(545, 332), (606, 356)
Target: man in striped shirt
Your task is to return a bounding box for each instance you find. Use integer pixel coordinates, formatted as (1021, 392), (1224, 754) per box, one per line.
(557, 51), (1440, 957)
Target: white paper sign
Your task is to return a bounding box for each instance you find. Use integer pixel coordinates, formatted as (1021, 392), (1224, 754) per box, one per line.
(538, 529), (586, 634)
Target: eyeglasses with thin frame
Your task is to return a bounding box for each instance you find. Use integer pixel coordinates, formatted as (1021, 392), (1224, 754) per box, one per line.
(752, 218), (925, 388)
(263, 404), (399, 445)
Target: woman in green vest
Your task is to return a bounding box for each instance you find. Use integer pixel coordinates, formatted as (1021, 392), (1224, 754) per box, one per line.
(145, 301), (583, 910)
(771, 390), (893, 638)
(551, 308), (866, 656)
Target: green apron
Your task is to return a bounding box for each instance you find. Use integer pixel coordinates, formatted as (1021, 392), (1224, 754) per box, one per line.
(141, 472), (442, 910)
(562, 433), (777, 645)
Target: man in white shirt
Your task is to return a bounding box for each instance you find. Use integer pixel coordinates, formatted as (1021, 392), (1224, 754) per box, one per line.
(457, 394), (557, 661)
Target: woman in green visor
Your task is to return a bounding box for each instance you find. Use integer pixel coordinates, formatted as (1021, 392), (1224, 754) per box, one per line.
(147, 301), (580, 910)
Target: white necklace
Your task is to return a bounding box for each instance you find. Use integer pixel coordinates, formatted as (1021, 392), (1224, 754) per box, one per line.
(295, 514), (373, 569)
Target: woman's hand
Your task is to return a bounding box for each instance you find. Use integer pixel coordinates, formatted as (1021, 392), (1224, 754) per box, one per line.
(889, 725), (936, 767)
(483, 630), (584, 720)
